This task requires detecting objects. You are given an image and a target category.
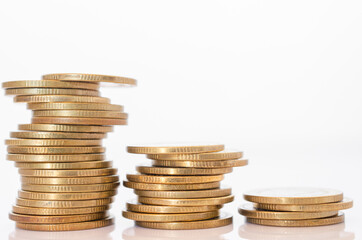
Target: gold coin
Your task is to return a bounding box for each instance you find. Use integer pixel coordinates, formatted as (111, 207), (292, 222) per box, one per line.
(15, 161), (112, 169)
(256, 198), (353, 212)
(7, 154), (105, 162)
(28, 102), (123, 111)
(147, 150), (243, 161)
(135, 212), (232, 230)
(12, 205), (109, 215)
(43, 73), (137, 86)
(22, 182), (120, 192)
(5, 88), (99, 96)
(9, 211), (107, 224)
(15, 95), (110, 103)
(16, 217), (114, 231)
(243, 187), (344, 204)
(16, 197), (113, 208)
(123, 210), (219, 222)
(32, 117), (127, 125)
(10, 131), (106, 139)
(135, 188), (232, 199)
(247, 213), (344, 227)
(8, 146), (105, 154)
(123, 181), (220, 191)
(5, 139), (102, 146)
(138, 195), (234, 206)
(126, 174), (223, 184)
(18, 190), (117, 200)
(127, 143), (224, 154)
(126, 200), (221, 213)
(19, 168), (116, 177)
(21, 175), (119, 185)
(152, 159), (248, 168)
(18, 124), (113, 133)
(2, 80), (99, 90)
(136, 166), (233, 176)
(238, 204), (338, 220)
(33, 110), (127, 119)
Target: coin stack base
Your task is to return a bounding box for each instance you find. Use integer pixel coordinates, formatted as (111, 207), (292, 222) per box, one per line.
(3, 73), (136, 231)
(239, 187), (353, 227)
(123, 144), (248, 230)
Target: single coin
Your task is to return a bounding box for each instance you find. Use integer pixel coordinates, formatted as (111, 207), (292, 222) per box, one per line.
(256, 198), (354, 212)
(7, 154), (105, 162)
(147, 150), (243, 161)
(21, 175), (119, 185)
(126, 200), (221, 213)
(12, 205), (109, 215)
(135, 188), (231, 199)
(238, 203), (338, 220)
(32, 117), (127, 125)
(126, 174), (223, 184)
(123, 210), (219, 222)
(22, 182), (120, 192)
(16, 217), (114, 231)
(15, 95), (110, 103)
(127, 143), (224, 154)
(10, 131), (106, 139)
(9, 211), (107, 224)
(5, 139), (101, 146)
(15, 161), (112, 169)
(2, 80), (99, 90)
(18, 124), (113, 133)
(43, 73), (137, 86)
(136, 165), (232, 175)
(246, 213), (344, 227)
(16, 197), (113, 208)
(123, 181), (220, 191)
(152, 159), (248, 168)
(138, 195), (234, 206)
(243, 187), (344, 204)
(19, 168), (116, 177)
(135, 212), (232, 230)
(18, 190), (117, 200)
(5, 88), (99, 96)
(33, 110), (127, 119)
(28, 102), (123, 111)
(8, 146), (105, 154)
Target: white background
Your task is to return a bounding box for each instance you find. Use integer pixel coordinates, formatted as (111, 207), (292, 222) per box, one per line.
(0, 1), (361, 239)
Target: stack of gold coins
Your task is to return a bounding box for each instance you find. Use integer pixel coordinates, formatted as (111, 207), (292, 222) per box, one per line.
(239, 187), (353, 227)
(3, 73), (136, 231)
(122, 144), (248, 230)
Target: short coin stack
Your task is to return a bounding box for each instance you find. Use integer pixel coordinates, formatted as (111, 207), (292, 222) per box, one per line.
(3, 73), (136, 231)
(123, 144), (248, 230)
(239, 187), (353, 227)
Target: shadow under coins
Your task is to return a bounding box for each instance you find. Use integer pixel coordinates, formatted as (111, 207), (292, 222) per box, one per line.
(238, 222), (354, 240)
(9, 224), (115, 240)
(122, 224), (233, 240)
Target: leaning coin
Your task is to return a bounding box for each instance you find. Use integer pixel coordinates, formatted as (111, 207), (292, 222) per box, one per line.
(16, 217), (114, 231)
(15, 161), (112, 169)
(18, 124), (113, 133)
(123, 181), (220, 191)
(5, 139), (101, 146)
(12, 205), (109, 215)
(152, 159), (248, 168)
(27, 102), (123, 111)
(126, 174), (223, 184)
(147, 150), (243, 161)
(135, 212), (232, 230)
(32, 117), (127, 126)
(10, 131), (106, 139)
(14, 95), (110, 103)
(2, 80), (99, 90)
(18, 190), (117, 200)
(5, 88), (99, 96)
(123, 210), (219, 222)
(136, 166), (232, 175)
(134, 188), (231, 199)
(21, 175), (119, 185)
(127, 143), (224, 154)
(238, 203), (338, 220)
(16, 197), (113, 208)
(22, 182), (120, 192)
(8, 146), (105, 154)
(7, 154), (105, 162)
(138, 195), (234, 206)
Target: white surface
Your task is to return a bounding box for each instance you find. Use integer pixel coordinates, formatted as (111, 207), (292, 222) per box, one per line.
(0, 0), (361, 239)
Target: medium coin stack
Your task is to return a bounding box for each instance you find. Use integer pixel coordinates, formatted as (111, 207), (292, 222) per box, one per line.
(3, 73), (136, 231)
(239, 187), (353, 227)
(122, 144), (248, 230)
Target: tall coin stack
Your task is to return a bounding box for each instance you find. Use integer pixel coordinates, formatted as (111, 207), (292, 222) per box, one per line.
(3, 73), (136, 231)
(123, 144), (248, 230)
(239, 187), (353, 227)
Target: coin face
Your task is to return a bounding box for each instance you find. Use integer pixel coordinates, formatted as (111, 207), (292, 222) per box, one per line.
(244, 187), (344, 204)
(246, 213), (344, 227)
(135, 212), (232, 230)
(127, 143), (224, 154)
(238, 203), (338, 220)
(147, 150), (243, 161)
(123, 210), (219, 222)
